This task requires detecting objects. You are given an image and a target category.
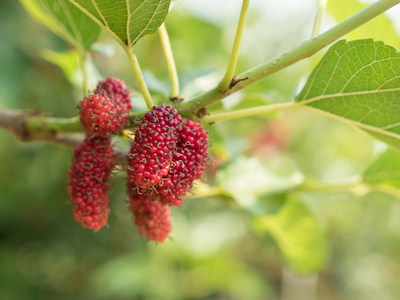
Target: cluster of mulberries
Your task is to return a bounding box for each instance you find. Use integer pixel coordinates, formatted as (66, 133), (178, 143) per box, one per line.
(127, 105), (209, 242)
(68, 77), (131, 231)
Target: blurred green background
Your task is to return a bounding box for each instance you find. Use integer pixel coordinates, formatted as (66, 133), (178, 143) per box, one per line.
(1, 0), (400, 299)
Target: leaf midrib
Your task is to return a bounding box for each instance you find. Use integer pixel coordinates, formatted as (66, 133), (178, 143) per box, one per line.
(301, 105), (400, 140)
(299, 87), (400, 105)
(69, 0), (127, 48)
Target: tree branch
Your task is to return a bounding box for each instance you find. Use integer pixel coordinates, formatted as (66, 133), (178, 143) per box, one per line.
(0, 108), (128, 167)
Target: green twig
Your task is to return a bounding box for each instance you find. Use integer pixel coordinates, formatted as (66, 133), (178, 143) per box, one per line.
(179, 0), (400, 116)
(26, 115), (81, 137)
(311, 0), (328, 38)
(0, 107), (81, 139)
(158, 23), (180, 100)
(124, 46), (154, 110)
(200, 102), (300, 124)
(219, 0), (251, 90)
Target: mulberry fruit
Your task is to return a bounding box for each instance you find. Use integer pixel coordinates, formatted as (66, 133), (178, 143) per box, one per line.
(128, 182), (171, 242)
(157, 119), (209, 206)
(79, 94), (123, 138)
(127, 105), (182, 189)
(67, 137), (115, 231)
(95, 77), (132, 124)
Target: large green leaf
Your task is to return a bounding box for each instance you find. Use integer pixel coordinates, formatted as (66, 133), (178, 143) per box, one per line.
(258, 198), (327, 274)
(296, 39), (400, 151)
(20, 0), (100, 51)
(68, 0), (171, 47)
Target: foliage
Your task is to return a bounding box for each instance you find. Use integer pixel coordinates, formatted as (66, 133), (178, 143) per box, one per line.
(1, 0), (400, 299)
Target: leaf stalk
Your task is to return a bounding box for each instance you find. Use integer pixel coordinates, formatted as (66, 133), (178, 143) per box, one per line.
(219, 0), (251, 90)
(124, 46), (154, 110)
(158, 23), (180, 100)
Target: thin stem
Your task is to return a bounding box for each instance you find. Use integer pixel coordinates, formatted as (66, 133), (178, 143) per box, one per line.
(219, 0), (251, 90)
(179, 0), (400, 115)
(124, 46), (154, 110)
(78, 50), (89, 97)
(201, 102), (300, 124)
(311, 0), (328, 38)
(158, 23), (180, 100)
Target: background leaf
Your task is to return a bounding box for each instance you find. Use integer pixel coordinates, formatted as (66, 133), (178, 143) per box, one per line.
(68, 0), (171, 47)
(257, 197), (328, 274)
(20, 0), (100, 51)
(216, 156), (304, 215)
(41, 49), (101, 91)
(363, 148), (400, 188)
(327, 0), (400, 50)
(295, 39), (400, 151)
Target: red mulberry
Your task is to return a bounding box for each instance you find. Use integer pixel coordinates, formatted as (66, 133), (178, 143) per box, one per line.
(95, 77), (132, 123)
(157, 120), (209, 206)
(79, 94), (123, 138)
(127, 105), (182, 189)
(67, 137), (115, 231)
(128, 182), (171, 242)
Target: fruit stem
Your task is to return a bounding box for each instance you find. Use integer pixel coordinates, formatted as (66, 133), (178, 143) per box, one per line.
(200, 102), (301, 123)
(311, 0), (328, 38)
(158, 23), (180, 101)
(124, 46), (154, 110)
(179, 0), (400, 115)
(78, 50), (89, 97)
(219, 0), (251, 91)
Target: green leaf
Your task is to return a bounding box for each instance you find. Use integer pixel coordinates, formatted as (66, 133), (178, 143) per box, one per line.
(258, 198), (327, 274)
(41, 49), (101, 91)
(216, 156), (304, 215)
(363, 148), (400, 187)
(20, 0), (100, 51)
(327, 0), (400, 50)
(68, 0), (171, 47)
(295, 39), (400, 151)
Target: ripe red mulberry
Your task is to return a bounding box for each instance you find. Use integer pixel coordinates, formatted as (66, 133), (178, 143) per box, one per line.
(79, 94), (123, 138)
(67, 137), (115, 231)
(127, 105), (182, 189)
(95, 77), (132, 123)
(128, 182), (171, 242)
(157, 120), (209, 206)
